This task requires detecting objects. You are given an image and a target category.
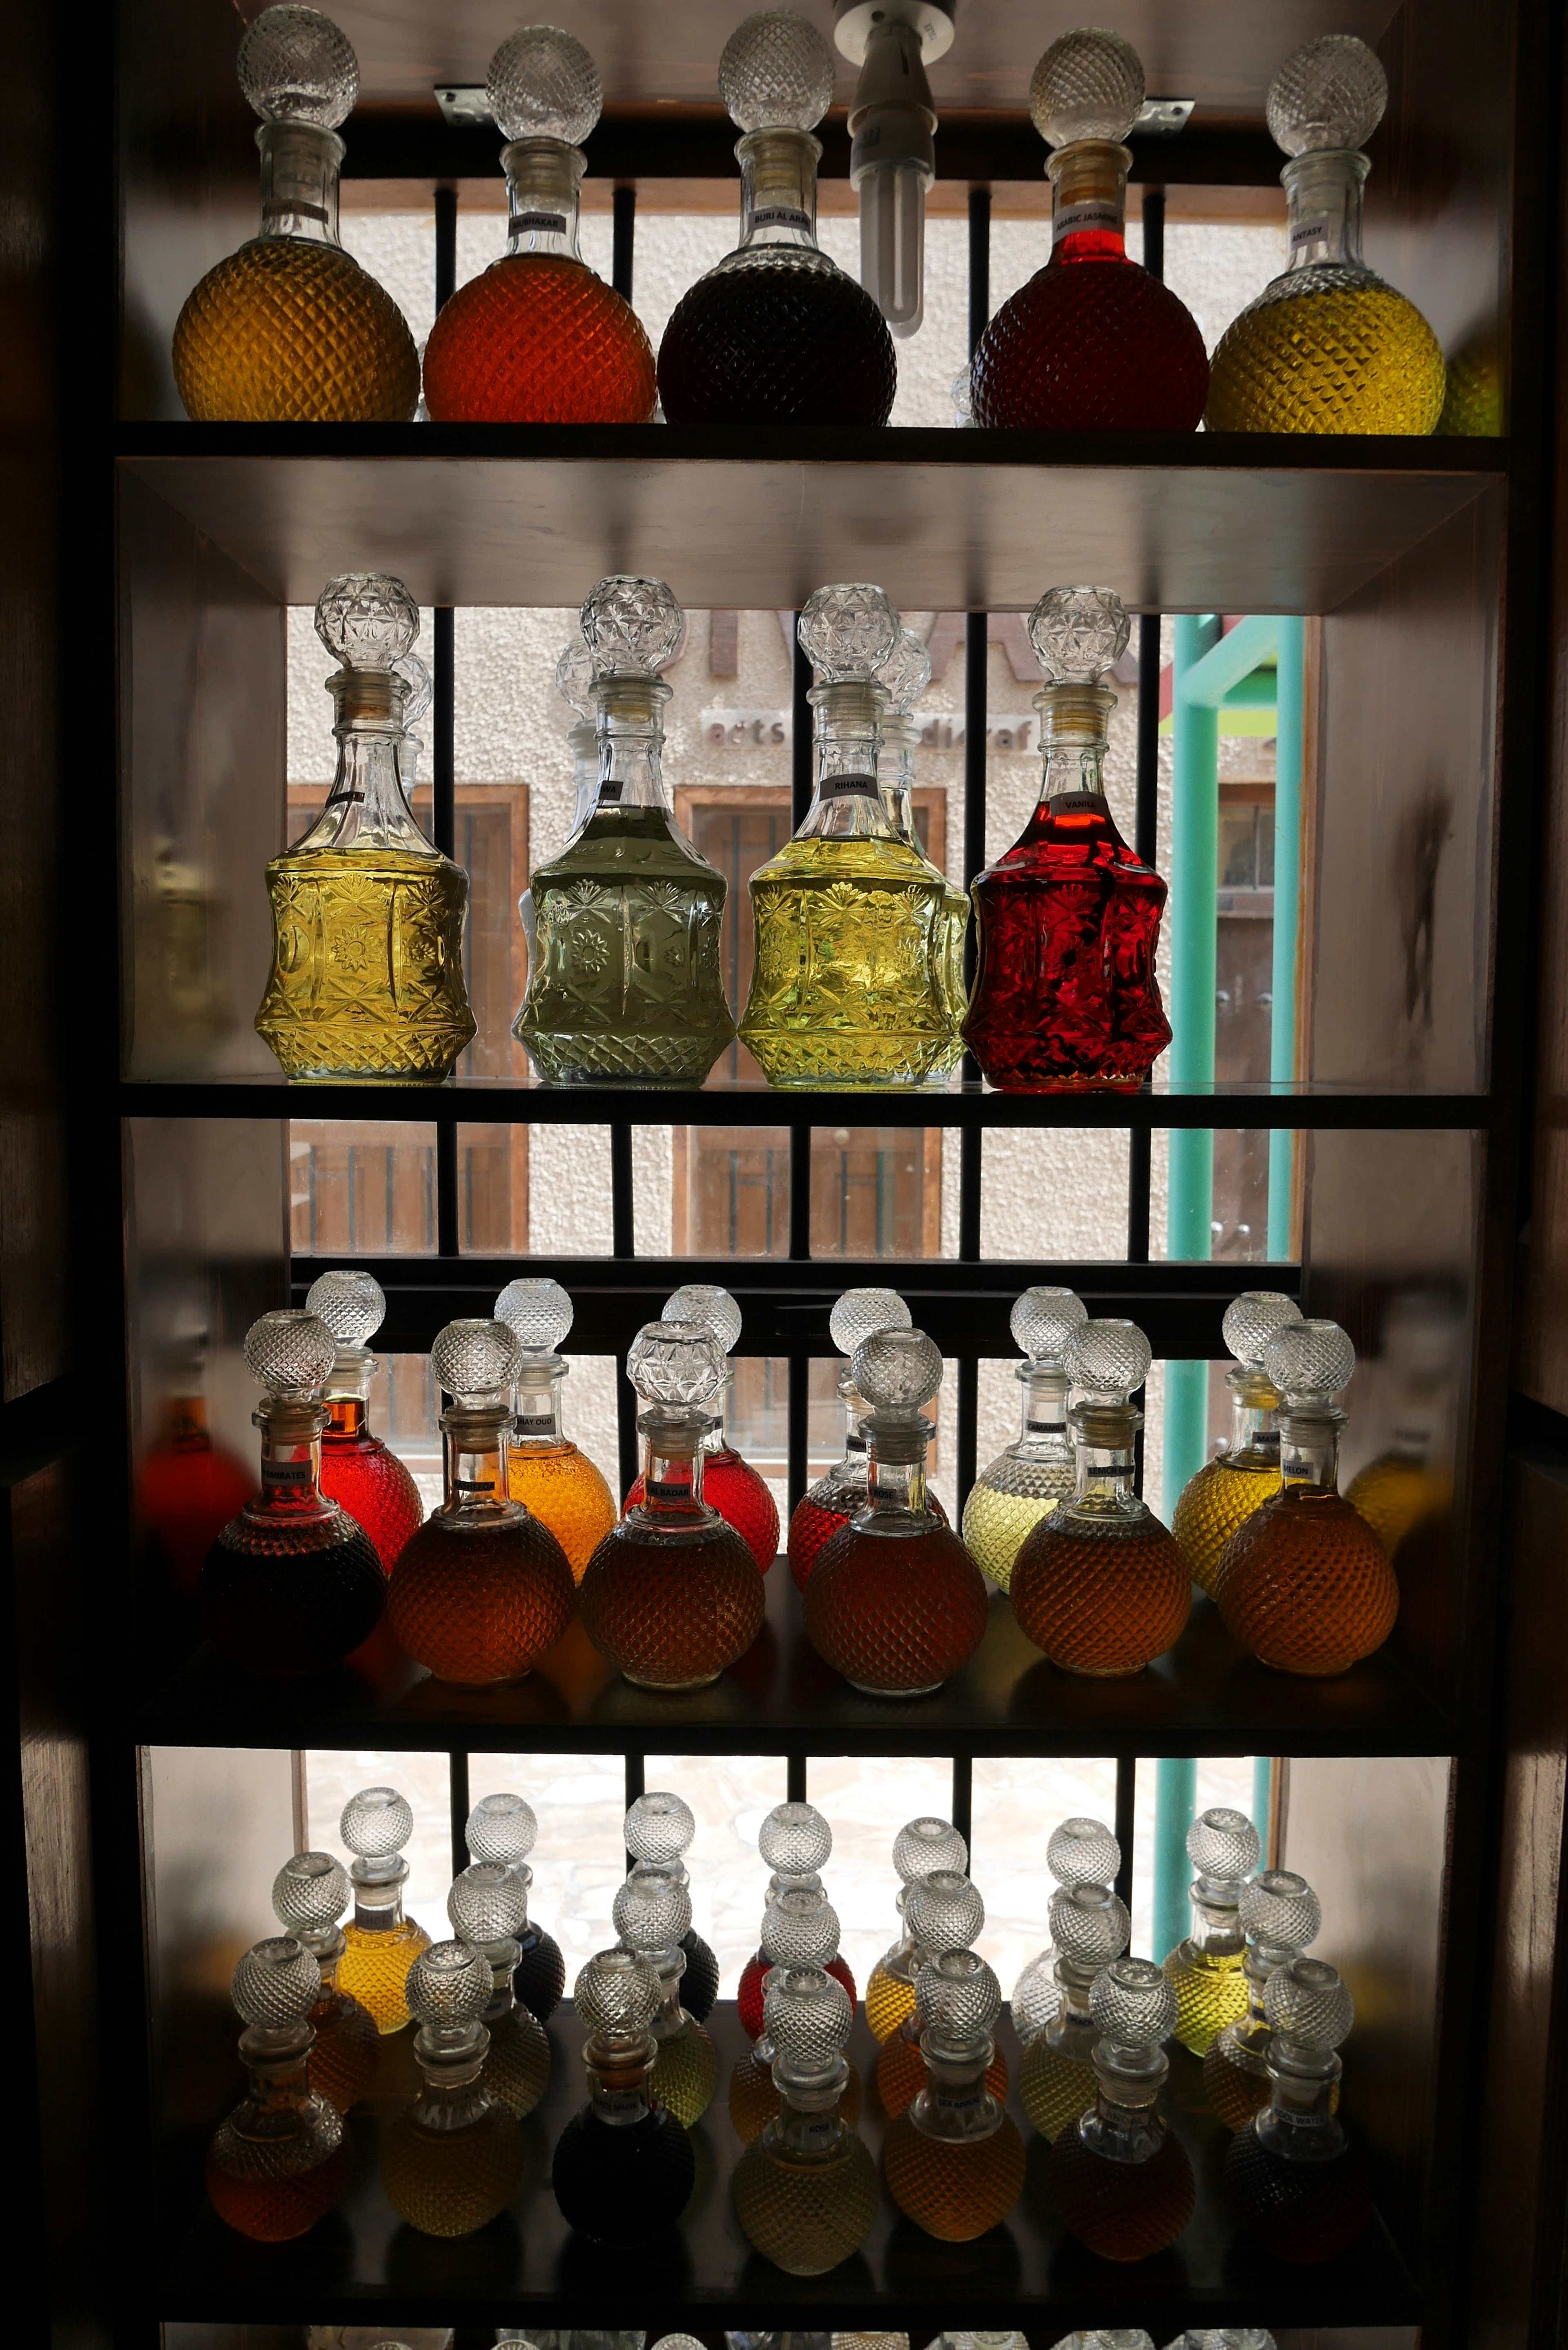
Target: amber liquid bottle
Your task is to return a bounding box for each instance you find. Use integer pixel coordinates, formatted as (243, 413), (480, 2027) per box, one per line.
(495, 1276), (615, 1579)
(734, 1966), (878, 2274)
(382, 1942), (527, 2236)
(1160, 1808), (1262, 2056)
(270, 1849), (380, 2114)
(447, 1862), (552, 2120)
(1049, 1958), (1195, 2261)
(624, 1281), (780, 1570)
(205, 1938), (354, 2241)
(1018, 1882), (1129, 2143)
(788, 1286), (948, 1588)
(1225, 1959), (1372, 2262)
(882, 1953), (1026, 2241)
(864, 1813), (969, 2044)
(1172, 1291), (1301, 1595)
(877, 1867), (1007, 2119)
(552, 1950), (697, 2245)
(1204, 1869), (1323, 2131)
(1345, 1289), (1457, 1557)
(335, 1784), (432, 2034)
(307, 1268), (424, 1570)
(626, 1788), (720, 2025)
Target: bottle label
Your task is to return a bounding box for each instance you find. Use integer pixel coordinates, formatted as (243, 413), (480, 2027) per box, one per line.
(820, 773), (880, 799)
(929, 2083), (986, 2118)
(752, 205), (811, 232)
(261, 1457), (314, 1490)
(510, 210), (568, 236)
(595, 2088), (647, 2123)
(597, 782), (624, 802)
(1289, 215), (1330, 255)
(515, 1404), (552, 1427)
(791, 2112), (842, 2152)
(455, 1476), (497, 1493)
(1054, 199), (1120, 243)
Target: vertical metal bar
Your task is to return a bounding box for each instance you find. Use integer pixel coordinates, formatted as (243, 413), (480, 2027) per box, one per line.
(437, 1123), (459, 1256)
(1269, 617), (1305, 1260)
(786, 1754), (808, 1803)
(1153, 1756), (1197, 1961)
(957, 595), (988, 1504)
(1113, 1757), (1137, 1918)
(1140, 185), (1165, 283)
(951, 1754), (973, 1853)
(791, 617), (813, 829)
(434, 183), (457, 314)
(788, 1121), (811, 1517)
(967, 186), (991, 359)
(449, 1750), (472, 1881)
(611, 1122), (637, 1495)
(612, 185), (636, 301)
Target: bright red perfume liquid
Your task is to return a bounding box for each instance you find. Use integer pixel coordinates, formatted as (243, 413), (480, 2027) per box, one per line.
(423, 256), (656, 423)
(626, 1446), (780, 1572)
(140, 1401), (256, 1596)
(788, 1477), (947, 1589)
(972, 223), (1208, 432)
(737, 1948), (858, 2040)
(318, 1398), (423, 1570)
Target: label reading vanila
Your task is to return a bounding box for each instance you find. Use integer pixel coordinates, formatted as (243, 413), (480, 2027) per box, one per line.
(1054, 199), (1120, 243)
(753, 205), (811, 232)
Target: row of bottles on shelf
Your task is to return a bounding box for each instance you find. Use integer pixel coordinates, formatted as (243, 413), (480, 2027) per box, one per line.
(209, 1786), (1369, 2274)
(176, 1266), (1419, 1691)
(260, 570), (1168, 1094)
(175, 4), (1465, 439)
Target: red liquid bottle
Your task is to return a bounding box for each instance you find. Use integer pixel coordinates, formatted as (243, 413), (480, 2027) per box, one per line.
(205, 1938), (355, 2241)
(965, 586), (1170, 1092)
(625, 1282), (779, 1569)
(735, 1803), (856, 2041)
(139, 1334), (256, 1597)
(970, 29), (1207, 432)
(788, 1285), (947, 1588)
(306, 1268), (423, 1570)
(1225, 1958), (1372, 2262)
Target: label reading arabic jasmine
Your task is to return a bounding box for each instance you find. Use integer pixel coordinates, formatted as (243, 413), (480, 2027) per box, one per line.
(1054, 199), (1120, 243)
(261, 1457), (314, 1489)
(820, 773), (880, 799)
(753, 205), (811, 232)
(1289, 215), (1330, 255)
(510, 210), (567, 237)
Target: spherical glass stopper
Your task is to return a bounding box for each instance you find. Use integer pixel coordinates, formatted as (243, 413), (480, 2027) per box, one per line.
(1012, 1285), (1088, 1366)
(1267, 33), (1387, 158)
(766, 1964), (852, 2064)
(1029, 29), (1144, 148)
(556, 635), (596, 720)
(830, 1285), (911, 1358)
(907, 1869), (985, 1954)
(393, 649), (432, 729)
(852, 1326), (943, 1412)
(1263, 1956), (1354, 2049)
(433, 1317), (524, 1406)
(1064, 1318), (1151, 1402)
(759, 1800), (833, 1876)
(305, 1269), (385, 1348)
(1223, 1290), (1303, 1369)
(1187, 1806), (1262, 1887)
(448, 1859), (528, 1944)
(798, 583), (901, 684)
(340, 1785), (414, 1861)
(408, 1940), (492, 2030)
(1240, 1868), (1321, 1954)
(915, 1948), (1001, 2038)
(576, 1947), (661, 2035)
(626, 1791), (696, 1866)
(486, 22), (603, 145)
(877, 627), (933, 717)
(272, 1850), (350, 1934)
(719, 8), (836, 133)
(613, 1862), (693, 1956)
(495, 1277), (574, 1357)
(1090, 1955), (1178, 2050)
(628, 1319), (724, 1408)
(1050, 1881), (1129, 1965)
(664, 1281), (743, 1357)
(1047, 1815), (1120, 1888)
(1265, 1317), (1356, 1403)
(238, 3), (358, 128)
(244, 1310), (336, 1399)
(232, 1935), (321, 2026)
(467, 1790), (538, 1866)
(314, 572), (419, 670)
(581, 575), (685, 679)
(893, 1815), (968, 1881)
(1029, 585), (1131, 685)
(762, 1886), (840, 1967)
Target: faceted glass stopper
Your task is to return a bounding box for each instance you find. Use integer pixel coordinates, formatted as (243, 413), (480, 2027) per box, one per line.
(557, 635), (596, 720)
(1029, 586), (1131, 685)
(393, 649), (432, 729)
(760, 1800), (833, 1876)
(1012, 1285), (1087, 1367)
(1267, 33), (1387, 157)
(1265, 1317), (1356, 1403)
(907, 1869), (984, 1955)
(272, 1849), (350, 1934)
(799, 583), (901, 685)
(487, 22), (602, 145)
(244, 1310), (336, 1399)
(626, 1791), (695, 1868)
(1223, 1289), (1303, 1370)
(852, 1327), (943, 1413)
(576, 1947), (661, 2035)
(314, 572), (419, 670)
(1264, 1956), (1354, 2049)
(950, 364), (973, 423)
(766, 1964), (853, 2064)
(341, 1784), (414, 1860)
(495, 1276), (574, 1357)
(1064, 1318), (1151, 1403)
(1187, 1806), (1262, 1887)
(830, 1285), (911, 1358)
(1049, 1882), (1130, 1965)
(1029, 28), (1144, 149)
(613, 1862), (693, 1955)
(305, 1268), (385, 1348)
(877, 627), (932, 717)
(719, 8), (836, 133)
(664, 1281), (743, 1358)
(434, 1317), (524, 1406)
(893, 1815), (968, 1882)
(581, 575), (685, 679)
(1240, 1868), (1321, 1954)
(467, 1790), (537, 1866)
(1090, 1956), (1178, 2050)
(408, 1940), (492, 2030)
(238, 3), (358, 128)
(1047, 1815), (1120, 1888)
(762, 1887), (840, 1967)
(449, 1859), (528, 1944)
(628, 1319), (724, 1408)
(915, 1949), (1001, 2037)
(232, 1935), (321, 2025)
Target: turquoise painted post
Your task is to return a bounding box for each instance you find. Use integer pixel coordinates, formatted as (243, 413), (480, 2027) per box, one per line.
(1154, 1755), (1197, 1960)
(1269, 618), (1305, 1261)
(1252, 1754), (1275, 1862)
(1165, 615), (1220, 1517)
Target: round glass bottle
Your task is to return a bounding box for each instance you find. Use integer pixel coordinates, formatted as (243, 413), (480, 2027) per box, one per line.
(623, 1282), (779, 1569)
(205, 1937), (354, 2240)
(875, 625), (969, 1064)
(1204, 1869), (1323, 2130)
(626, 1789), (720, 2024)
(466, 1789), (567, 2022)
(733, 1884), (860, 2140)
(1018, 1881), (1129, 2143)
(381, 1940), (527, 2235)
(737, 1804), (858, 2036)
(1172, 1291), (1303, 1595)
(963, 1286), (1087, 1588)
(494, 1276), (616, 1578)
(882, 1953), (1026, 2241)
(270, 1849), (380, 2112)
(864, 1812), (968, 2042)
(877, 1871), (1006, 2117)
(613, 1862), (718, 2126)
(447, 1862), (553, 2119)
(790, 1287), (949, 1585)
(1160, 1808), (1262, 2055)
(734, 1967), (878, 2273)
(335, 1784), (432, 2032)
(552, 1950), (697, 2245)
(306, 1268), (424, 1569)
(1223, 1959), (1372, 2261)
(1048, 1958), (1195, 2260)
(1011, 1813), (1121, 2043)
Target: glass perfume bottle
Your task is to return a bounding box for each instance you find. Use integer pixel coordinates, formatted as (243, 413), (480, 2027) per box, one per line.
(305, 1268), (424, 1570)
(626, 1790), (720, 2024)
(552, 1949), (697, 2244)
(738, 1805), (858, 2036)
(1010, 1320), (1191, 1675)
(877, 1871), (1007, 2118)
(613, 1862), (718, 2125)
(467, 1790), (568, 2022)
(969, 30), (1207, 431)
(1223, 1959), (1372, 2262)
(387, 1319), (576, 1685)
(579, 1321), (764, 1688)
(421, 26), (656, 423)
(1345, 1290), (1457, 1557)
(381, 1940), (527, 2236)
(139, 1321), (255, 1597)
(172, 4), (419, 421)
(199, 1310), (385, 1677)
(1172, 1291), (1303, 1596)
(734, 1966), (879, 2274)
(336, 1785), (432, 2032)
(657, 10), (895, 425)
(805, 1329), (990, 1693)
(494, 1276), (615, 1578)
(963, 588), (1171, 1092)
(963, 1286), (1087, 1589)
(789, 1287), (949, 1587)
(256, 573), (476, 1082)
(205, 1936), (354, 2240)
(447, 1862), (553, 2118)
(865, 1813), (969, 2042)
(1011, 1814), (1122, 2044)
(270, 1850), (380, 2112)
(740, 585), (956, 1085)
(882, 1953), (1026, 2241)
(1204, 1869), (1322, 2130)
(1214, 1320), (1400, 1675)
(1048, 1958), (1195, 2261)
(1019, 1883), (1130, 2144)
(1205, 36), (1445, 434)
(729, 1890), (864, 2144)
(623, 1283), (780, 1569)
(875, 626), (969, 1064)
(515, 575), (736, 1085)
(1161, 1808), (1262, 2055)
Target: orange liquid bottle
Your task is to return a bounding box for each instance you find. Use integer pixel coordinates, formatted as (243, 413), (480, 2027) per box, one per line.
(1172, 1290), (1301, 1595)
(1018, 1881), (1129, 2145)
(270, 1850), (380, 2114)
(306, 1268), (424, 1570)
(877, 1870), (1005, 2118)
(882, 1953), (1026, 2241)
(1205, 1869), (1324, 2131)
(864, 1813), (969, 2043)
(494, 1276), (616, 1579)
(1160, 1807), (1261, 2056)
(1048, 1958), (1195, 2261)
(205, 1938), (355, 2241)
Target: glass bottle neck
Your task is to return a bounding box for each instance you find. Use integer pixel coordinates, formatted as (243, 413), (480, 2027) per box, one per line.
(592, 675), (674, 814)
(1236, 1938), (1292, 2049)
(840, 1376), (871, 1470)
(1034, 682), (1115, 806)
(1257, 2039), (1347, 2158)
(294, 669), (440, 857)
(412, 2023), (491, 2122)
(323, 1345), (377, 1441)
(165, 1391), (211, 1446)
(440, 1406), (517, 1523)
(770, 2053), (852, 2155)
(632, 1408), (714, 1525)
(650, 1952), (691, 2040)
(501, 136), (586, 261)
(1282, 148), (1369, 274)
(238, 2020), (318, 2108)
(513, 1361), (567, 1449)
(585, 2031), (658, 2124)
(800, 679), (899, 840)
(1045, 1950), (1100, 2050)
(255, 120), (343, 247)
(1047, 140), (1130, 263)
(863, 1411), (934, 1523)
(351, 1866), (408, 1934)
(568, 721), (600, 832)
(911, 2033), (1005, 2142)
(878, 715), (920, 841)
(1083, 2039), (1169, 2163)
(1279, 1407), (1345, 1495)
(1016, 1365), (1071, 1453)
(249, 1399), (333, 1522)
(736, 127), (822, 252)
(1227, 1368), (1284, 1469)
(1188, 1883), (1245, 1961)
(1067, 1401), (1147, 1523)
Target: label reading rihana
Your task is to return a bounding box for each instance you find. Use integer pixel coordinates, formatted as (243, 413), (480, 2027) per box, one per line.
(820, 773), (881, 800)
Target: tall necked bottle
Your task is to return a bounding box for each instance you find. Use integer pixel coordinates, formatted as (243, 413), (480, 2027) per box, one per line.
(865, 1814), (969, 2043)
(733, 1966), (879, 2274)
(737, 1803), (858, 2033)
(256, 573), (476, 1082)
(963, 588), (1170, 1091)
(1010, 1813), (1121, 2043)
(613, 1863), (719, 2127)
(962, 1285), (1087, 1589)
(1224, 1959), (1372, 2261)
(205, 1938), (354, 2239)
(172, 4), (418, 420)
(552, 1950), (696, 2244)
(1160, 1808), (1262, 2055)
(1172, 1291), (1303, 1596)
(270, 1849), (379, 2112)
(790, 1285), (952, 1587)
(1018, 1882), (1130, 2143)
(657, 11), (896, 425)
(875, 625), (968, 1063)
(882, 1954), (1026, 2241)
(623, 1282), (780, 1568)
(305, 1268), (424, 1569)
(494, 1276), (616, 1578)
(1204, 1868), (1323, 2129)
(626, 1789), (720, 2023)
(515, 576), (736, 1085)
(740, 585), (956, 1085)
(446, 1862), (553, 2119)
(1048, 1958), (1195, 2260)
(335, 1784), (432, 2032)
(466, 1789), (567, 2022)
(381, 1940), (527, 2236)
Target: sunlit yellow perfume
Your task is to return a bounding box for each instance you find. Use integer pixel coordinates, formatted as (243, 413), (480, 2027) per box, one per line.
(876, 626), (968, 1067)
(962, 1285), (1085, 1590)
(1160, 1807), (1261, 2056)
(1172, 1290), (1301, 1595)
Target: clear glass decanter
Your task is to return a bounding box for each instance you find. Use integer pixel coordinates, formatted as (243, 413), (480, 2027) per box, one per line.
(729, 1884), (864, 2144)
(1049, 1957), (1195, 2260)
(626, 1789), (720, 2022)
(199, 1310), (385, 1677)
(963, 1285), (1087, 1589)
(467, 1789), (568, 2021)
(1204, 1868), (1323, 2129)
(552, 1950), (697, 2244)
(1019, 1882), (1130, 2143)
(657, 11), (896, 425)
(964, 588), (1171, 1091)
(613, 1862), (719, 2126)
(1160, 1807), (1263, 2055)
(494, 1276), (616, 1578)
(1214, 1320), (1400, 1674)
(421, 26), (656, 423)
(623, 1282), (780, 1569)
(270, 1849), (380, 2112)
(205, 1936), (354, 2239)
(1172, 1291), (1303, 1595)
(864, 1813), (969, 2041)
(882, 1953), (1027, 2241)
(738, 1803), (858, 2036)
(788, 1287), (949, 1586)
(805, 1329), (990, 1693)
(1223, 1958), (1373, 2261)
(1345, 1289), (1457, 1557)
(579, 1321), (764, 1687)
(1010, 1319), (1191, 1674)
(876, 1871), (1007, 2118)
(447, 1861), (553, 2118)
(521, 636), (601, 985)
(970, 30), (1207, 431)
(741, 586), (957, 1085)
(515, 577), (736, 1085)
(381, 1940), (527, 2236)
(734, 1966), (879, 2273)
(336, 1784), (432, 2032)
(305, 1267), (424, 1569)
(1205, 36), (1445, 434)
(388, 1319), (575, 1685)
(1011, 1813), (1122, 2043)
(875, 625), (968, 1063)
(172, 3), (419, 421)
(256, 574), (476, 1082)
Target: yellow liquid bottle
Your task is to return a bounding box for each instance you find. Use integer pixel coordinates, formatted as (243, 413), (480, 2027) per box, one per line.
(496, 1276), (616, 1577)
(1018, 1881), (1129, 2143)
(878, 628), (968, 1072)
(1160, 1806), (1261, 2057)
(381, 1945), (526, 2236)
(1173, 1290), (1301, 1594)
(866, 1812), (969, 2042)
(882, 1953), (1026, 2242)
(962, 1286), (1084, 1590)
(1345, 1287), (1459, 1556)
(1204, 1867), (1324, 2131)
(336, 1786), (432, 2035)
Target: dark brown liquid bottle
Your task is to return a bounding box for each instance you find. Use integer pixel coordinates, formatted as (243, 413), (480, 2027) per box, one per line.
(1225, 1958), (1372, 2262)
(1048, 1957), (1196, 2261)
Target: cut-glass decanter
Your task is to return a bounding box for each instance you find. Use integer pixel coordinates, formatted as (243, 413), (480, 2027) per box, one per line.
(626, 1789), (719, 2022)
(1160, 1808), (1262, 2054)
(1048, 1957), (1196, 2260)
(172, 3), (419, 420)
(467, 1789), (567, 2022)
(1204, 1869), (1323, 2129)
(1223, 1958), (1373, 2261)
(788, 1286), (949, 1586)
(1010, 1319), (1191, 1674)
(516, 577), (736, 1085)
(740, 586), (958, 1085)
(882, 1953), (1026, 2241)
(969, 31), (1207, 430)
(579, 1321), (764, 1686)
(494, 1276), (615, 1578)
(138, 1317), (254, 1598)
(270, 1849), (379, 2112)
(256, 574), (476, 1082)
(305, 1268), (423, 1568)
(1011, 1813), (1122, 2043)
(205, 1936), (354, 2239)
(864, 1813), (969, 2042)
(1172, 1291), (1303, 1595)
(1345, 1288), (1457, 1558)
(336, 1784), (432, 2032)
(1214, 1319), (1400, 1673)
(734, 1966), (878, 2272)
(876, 1871), (1007, 2118)
(1019, 1881), (1130, 2143)
(875, 626), (968, 1064)
(199, 1310), (385, 1677)
(552, 1949), (697, 2243)
(657, 11), (895, 425)
(614, 1862), (719, 2127)
(520, 636), (601, 982)
(381, 1940), (527, 2236)
(623, 1282), (780, 1568)
(1206, 36), (1445, 434)
(963, 588), (1171, 1091)
(805, 1329), (990, 1693)
(448, 1861), (553, 2118)
(737, 1804), (857, 2038)
(963, 1286), (1087, 1588)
